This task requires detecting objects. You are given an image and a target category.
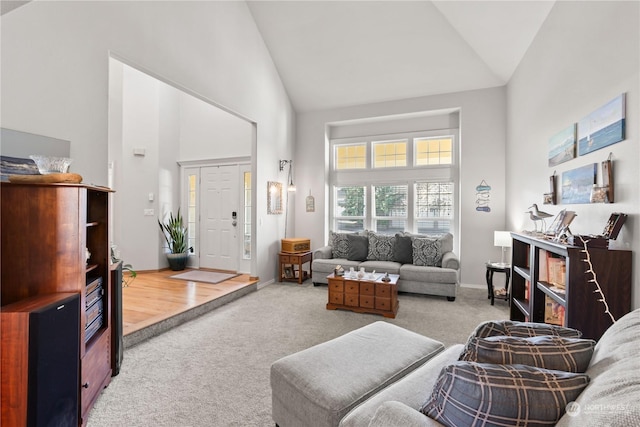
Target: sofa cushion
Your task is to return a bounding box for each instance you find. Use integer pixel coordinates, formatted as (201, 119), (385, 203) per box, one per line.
(367, 232), (396, 261)
(394, 234), (414, 264)
(359, 260), (401, 275)
(399, 264), (458, 284)
(460, 335), (595, 373)
(412, 237), (443, 267)
(330, 232), (352, 259)
(347, 234), (368, 261)
(421, 361), (590, 427)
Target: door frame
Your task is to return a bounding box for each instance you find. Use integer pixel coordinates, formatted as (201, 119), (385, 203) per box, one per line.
(179, 157), (251, 272)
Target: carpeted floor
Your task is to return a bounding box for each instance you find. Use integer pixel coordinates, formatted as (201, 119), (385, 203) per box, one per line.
(87, 282), (509, 426)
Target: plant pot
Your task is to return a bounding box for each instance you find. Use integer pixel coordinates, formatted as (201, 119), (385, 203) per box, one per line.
(166, 252), (188, 271)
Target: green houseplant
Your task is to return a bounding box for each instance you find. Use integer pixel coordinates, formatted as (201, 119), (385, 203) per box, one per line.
(158, 208), (192, 271)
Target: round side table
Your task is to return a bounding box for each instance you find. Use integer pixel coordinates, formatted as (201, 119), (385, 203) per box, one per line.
(485, 262), (511, 306)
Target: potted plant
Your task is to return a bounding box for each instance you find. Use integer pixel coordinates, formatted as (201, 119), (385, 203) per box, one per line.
(158, 208), (192, 271)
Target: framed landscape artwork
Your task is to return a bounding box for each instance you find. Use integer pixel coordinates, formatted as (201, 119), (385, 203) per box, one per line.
(578, 94), (626, 156)
(548, 124), (576, 167)
(561, 163), (597, 204)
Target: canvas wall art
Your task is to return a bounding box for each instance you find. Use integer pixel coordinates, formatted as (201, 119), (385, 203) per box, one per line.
(578, 94), (626, 156)
(561, 163), (597, 204)
(548, 124), (576, 167)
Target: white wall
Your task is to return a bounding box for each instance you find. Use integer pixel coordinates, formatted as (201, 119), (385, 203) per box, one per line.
(1, 1), (295, 283)
(295, 86), (507, 287)
(507, 1), (640, 308)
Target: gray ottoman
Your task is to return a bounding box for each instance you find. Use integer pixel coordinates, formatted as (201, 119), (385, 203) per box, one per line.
(270, 321), (445, 427)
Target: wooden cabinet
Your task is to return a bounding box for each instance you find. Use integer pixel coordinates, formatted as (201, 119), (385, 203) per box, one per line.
(326, 274), (399, 318)
(1, 183), (113, 425)
(510, 232), (632, 340)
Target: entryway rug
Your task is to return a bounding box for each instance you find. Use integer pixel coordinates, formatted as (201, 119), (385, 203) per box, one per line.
(170, 270), (239, 284)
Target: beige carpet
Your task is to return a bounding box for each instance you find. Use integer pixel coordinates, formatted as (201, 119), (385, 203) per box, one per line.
(170, 270), (239, 284)
(87, 283), (509, 426)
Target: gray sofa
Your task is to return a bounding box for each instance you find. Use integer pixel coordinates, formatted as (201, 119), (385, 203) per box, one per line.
(272, 308), (640, 427)
(311, 231), (460, 301)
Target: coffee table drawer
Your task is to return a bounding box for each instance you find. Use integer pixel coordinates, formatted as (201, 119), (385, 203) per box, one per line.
(329, 280), (344, 292)
(329, 292), (344, 305)
(360, 283), (374, 295)
(345, 294), (359, 307)
(375, 283), (391, 297)
(360, 295), (374, 308)
(345, 281), (359, 294)
(375, 297), (391, 310)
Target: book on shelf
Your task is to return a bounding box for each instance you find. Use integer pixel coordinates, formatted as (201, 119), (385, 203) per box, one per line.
(525, 280), (530, 301)
(544, 295), (565, 326)
(546, 255), (566, 288)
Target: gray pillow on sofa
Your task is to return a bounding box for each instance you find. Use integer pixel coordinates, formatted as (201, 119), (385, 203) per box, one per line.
(467, 320), (583, 343)
(393, 234), (413, 264)
(420, 361), (590, 427)
(459, 335), (596, 373)
(347, 234), (369, 261)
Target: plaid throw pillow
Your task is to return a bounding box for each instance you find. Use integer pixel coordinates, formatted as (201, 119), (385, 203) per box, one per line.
(459, 335), (596, 373)
(421, 362), (590, 427)
(467, 320), (582, 345)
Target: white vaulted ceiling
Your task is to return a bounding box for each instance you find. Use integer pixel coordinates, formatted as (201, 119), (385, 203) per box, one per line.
(247, 1), (555, 112)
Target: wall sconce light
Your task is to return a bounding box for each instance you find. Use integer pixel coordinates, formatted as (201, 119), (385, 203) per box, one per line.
(494, 231), (512, 266)
(279, 159), (296, 192)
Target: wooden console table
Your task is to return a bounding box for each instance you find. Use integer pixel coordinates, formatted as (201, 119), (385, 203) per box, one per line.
(326, 273), (399, 318)
(279, 251), (313, 284)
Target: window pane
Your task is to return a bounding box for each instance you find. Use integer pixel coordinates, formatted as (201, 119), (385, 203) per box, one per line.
(243, 171), (251, 259)
(336, 144), (366, 169)
(415, 137), (453, 165)
(372, 185), (407, 233)
(373, 140), (407, 168)
(416, 182), (453, 219)
(334, 186), (365, 232)
(187, 174), (197, 253)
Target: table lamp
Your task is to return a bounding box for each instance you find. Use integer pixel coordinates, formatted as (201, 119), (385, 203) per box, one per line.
(494, 231), (512, 266)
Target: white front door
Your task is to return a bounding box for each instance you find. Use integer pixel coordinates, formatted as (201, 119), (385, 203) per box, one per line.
(200, 165), (239, 271)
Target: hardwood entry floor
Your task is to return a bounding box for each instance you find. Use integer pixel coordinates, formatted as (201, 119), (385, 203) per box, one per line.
(121, 269), (257, 340)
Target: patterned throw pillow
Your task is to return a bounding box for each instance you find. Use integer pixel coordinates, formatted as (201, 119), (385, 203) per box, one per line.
(459, 335), (595, 373)
(329, 231), (351, 259)
(421, 362), (590, 427)
(367, 233), (396, 261)
(412, 237), (443, 267)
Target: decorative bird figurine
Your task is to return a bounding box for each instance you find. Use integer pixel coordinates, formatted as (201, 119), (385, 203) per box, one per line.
(526, 204), (553, 233)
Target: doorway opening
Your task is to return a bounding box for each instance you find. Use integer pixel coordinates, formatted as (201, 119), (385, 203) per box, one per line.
(107, 54), (257, 276)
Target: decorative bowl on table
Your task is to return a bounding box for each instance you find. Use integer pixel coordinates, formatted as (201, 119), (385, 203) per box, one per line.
(29, 155), (73, 174)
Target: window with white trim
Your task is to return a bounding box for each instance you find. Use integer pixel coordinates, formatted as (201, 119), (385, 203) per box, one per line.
(330, 131), (457, 236)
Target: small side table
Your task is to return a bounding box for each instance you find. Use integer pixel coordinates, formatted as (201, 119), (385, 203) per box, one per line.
(485, 262), (511, 305)
(279, 251), (313, 284)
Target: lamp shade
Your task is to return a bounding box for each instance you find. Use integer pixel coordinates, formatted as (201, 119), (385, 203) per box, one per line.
(494, 231), (512, 247)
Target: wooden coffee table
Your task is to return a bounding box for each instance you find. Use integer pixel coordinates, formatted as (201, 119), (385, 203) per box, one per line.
(326, 273), (399, 318)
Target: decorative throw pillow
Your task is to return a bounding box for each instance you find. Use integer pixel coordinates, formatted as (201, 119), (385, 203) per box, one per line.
(329, 231), (351, 259)
(459, 335), (596, 373)
(393, 234), (413, 264)
(467, 320), (583, 345)
(412, 237), (443, 267)
(367, 233), (395, 261)
(347, 234), (369, 261)
(420, 362), (590, 427)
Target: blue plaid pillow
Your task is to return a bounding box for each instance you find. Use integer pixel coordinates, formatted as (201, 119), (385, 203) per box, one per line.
(421, 362), (590, 427)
